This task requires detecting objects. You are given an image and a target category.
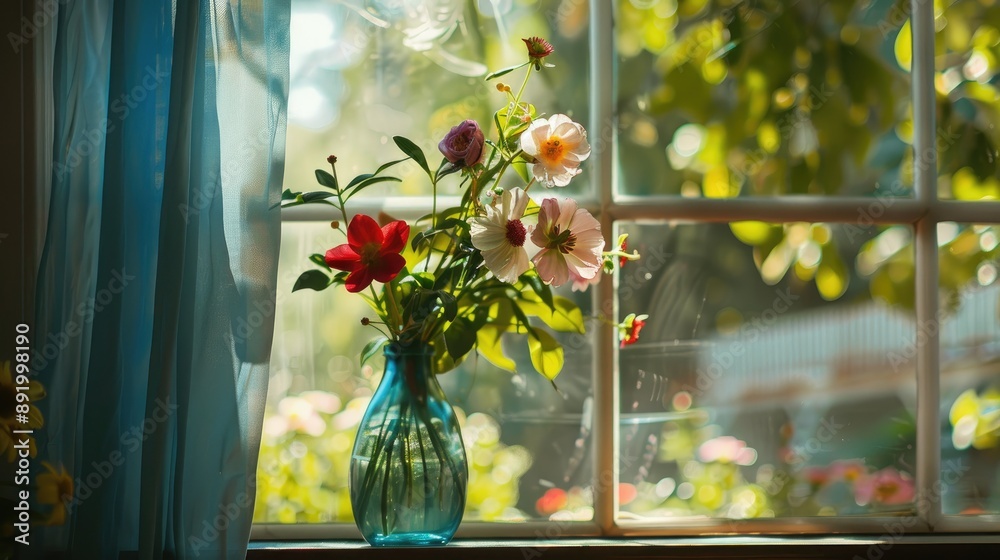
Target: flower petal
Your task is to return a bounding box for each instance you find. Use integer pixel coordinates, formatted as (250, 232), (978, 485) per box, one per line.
(369, 253), (406, 283)
(325, 244), (361, 271)
(380, 220), (410, 254)
(470, 218), (508, 251)
(532, 248), (570, 286)
(506, 187), (530, 220)
(347, 214), (384, 251)
(519, 122), (541, 156)
(344, 268), (375, 293)
(482, 244), (515, 282)
(325, 244), (361, 272)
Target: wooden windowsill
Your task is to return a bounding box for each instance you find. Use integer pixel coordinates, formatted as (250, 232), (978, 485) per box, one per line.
(247, 535), (1000, 559)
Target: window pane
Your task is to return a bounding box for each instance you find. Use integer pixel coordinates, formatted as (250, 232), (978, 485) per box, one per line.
(939, 223), (1000, 515)
(255, 222), (595, 524)
(284, 0), (592, 199)
(615, 0), (913, 197)
(935, 2), (1000, 200)
(614, 222), (918, 521)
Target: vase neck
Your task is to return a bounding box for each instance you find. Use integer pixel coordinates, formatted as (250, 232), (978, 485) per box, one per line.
(383, 343), (435, 397)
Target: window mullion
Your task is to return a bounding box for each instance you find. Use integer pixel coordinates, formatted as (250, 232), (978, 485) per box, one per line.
(607, 197), (927, 223)
(591, 0), (617, 537)
(280, 197), (464, 221)
(911, 0), (942, 531)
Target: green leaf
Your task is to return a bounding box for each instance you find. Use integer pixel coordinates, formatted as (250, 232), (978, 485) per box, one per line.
(437, 291), (458, 322)
(443, 317), (477, 359)
(345, 157), (410, 190)
(493, 111), (507, 147)
(485, 61), (529, 81)
(292, 269), (332, 292)
(393, 136), (430, 176)
(432, 335), (467, 375)
(271, 188), (300, 209)
(315, 169), (338, 190)
(409, 218), (471, 251)
(522, 272), (555, 310)
(343, 176), (402, 200)
(408, 272), (436, 290)
(309, 253), (327, 268)
(360, 336), (388, 367)
(528, 329), (564, 380)
(301, 191), (337, 203)
(509, 302), (537, 337)
(519, 296), (585, 334)
(476, 326), (516, 372)
(513, 161), (530, 183)
(416, 206), (464, 224)
(436, 161), (462, 180)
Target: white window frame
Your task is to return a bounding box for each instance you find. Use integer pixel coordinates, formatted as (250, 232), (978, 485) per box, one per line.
(255, 0), (1000, 540)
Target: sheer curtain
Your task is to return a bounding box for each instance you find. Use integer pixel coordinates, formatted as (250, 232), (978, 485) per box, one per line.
(32, 0), (289, 557)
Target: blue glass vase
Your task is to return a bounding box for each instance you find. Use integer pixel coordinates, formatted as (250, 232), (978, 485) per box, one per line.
(349, 342), (468, 546)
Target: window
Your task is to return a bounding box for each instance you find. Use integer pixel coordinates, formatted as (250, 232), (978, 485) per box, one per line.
(253, 0), (1000, 540)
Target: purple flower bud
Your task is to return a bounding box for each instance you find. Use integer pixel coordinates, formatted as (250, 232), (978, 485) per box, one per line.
(438, 120), (485, 167)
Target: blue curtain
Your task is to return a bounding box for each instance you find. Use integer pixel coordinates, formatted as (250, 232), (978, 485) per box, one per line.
(33, 0), (289, 557)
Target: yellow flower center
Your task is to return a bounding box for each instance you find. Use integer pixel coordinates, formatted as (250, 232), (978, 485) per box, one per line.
(540, 136), (567, 164)
(875, 481), (898, 503)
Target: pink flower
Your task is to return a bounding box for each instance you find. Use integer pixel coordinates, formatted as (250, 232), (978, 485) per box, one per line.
(568, 267), (602, 292)
(855, 467), (915, 506)
(530, 198), (603, 287)
(828, 459), (867, 484)
(439, 119), (485, 167)
(520, 114), (591, 187)
(697, 436), (757, 466)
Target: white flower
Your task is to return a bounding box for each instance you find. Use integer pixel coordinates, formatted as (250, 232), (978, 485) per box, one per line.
(519, 114), (591, 187)
(469, 187), (532, 283)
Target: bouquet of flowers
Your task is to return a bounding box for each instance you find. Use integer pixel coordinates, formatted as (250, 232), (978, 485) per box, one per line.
(280, 36), (642, 380)
(278, 36), (644, 546)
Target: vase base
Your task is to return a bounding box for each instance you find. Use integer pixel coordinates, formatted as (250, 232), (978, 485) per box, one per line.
(365, 532), (454, 547)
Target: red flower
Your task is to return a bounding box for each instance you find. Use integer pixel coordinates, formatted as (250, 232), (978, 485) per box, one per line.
(619, 239), (628, 268)
(535, 488), (568, 516)
(619, 313), (647, 348)
(325, 214), (409, 293)
(522, 36), (554, 61)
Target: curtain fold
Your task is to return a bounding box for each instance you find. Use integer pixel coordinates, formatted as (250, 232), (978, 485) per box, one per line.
(33, 1), (289, 557)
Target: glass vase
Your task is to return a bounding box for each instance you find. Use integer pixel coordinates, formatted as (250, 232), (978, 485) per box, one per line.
(349, 342), (468, 546)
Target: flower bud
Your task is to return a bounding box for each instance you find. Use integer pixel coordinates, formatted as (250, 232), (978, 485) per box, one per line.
(438, 120), (485, 167)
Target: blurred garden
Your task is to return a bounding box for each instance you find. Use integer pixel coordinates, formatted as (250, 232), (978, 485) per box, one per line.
(255, 0), (1000, 525)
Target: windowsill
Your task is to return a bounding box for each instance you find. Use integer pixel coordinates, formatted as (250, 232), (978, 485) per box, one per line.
(247, 535), (1000, 559)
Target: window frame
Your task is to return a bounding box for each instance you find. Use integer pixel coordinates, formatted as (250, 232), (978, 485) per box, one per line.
(258, 0), (1000, 540)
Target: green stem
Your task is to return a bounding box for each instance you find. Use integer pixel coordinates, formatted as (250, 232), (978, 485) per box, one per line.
(509, 65), (533, 132)
(355, 379), (399, 522)
(383, 282), (404, 336)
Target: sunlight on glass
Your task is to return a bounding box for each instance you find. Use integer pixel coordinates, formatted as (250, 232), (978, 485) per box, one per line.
(617, 222), (919, 520)
(939, 223), (999, 515)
